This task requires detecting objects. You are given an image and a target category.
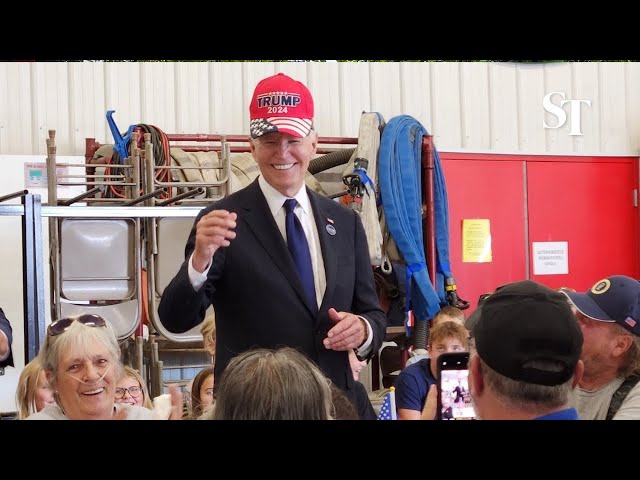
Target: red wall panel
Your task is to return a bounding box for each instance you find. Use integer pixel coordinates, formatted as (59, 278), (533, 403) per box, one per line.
(441, 156), (527, 312)
(439, 153), (639, 315)
(527, 159), (639, 291)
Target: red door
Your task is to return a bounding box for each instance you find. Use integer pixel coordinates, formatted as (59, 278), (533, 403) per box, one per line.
(527, 158), (639, 291)
(441, 155), (527, 312)
(440, 153), (639, 313)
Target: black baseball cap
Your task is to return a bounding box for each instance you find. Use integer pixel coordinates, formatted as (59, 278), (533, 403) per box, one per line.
(467, 280), (583, 386)
(562, 275), (640, 336)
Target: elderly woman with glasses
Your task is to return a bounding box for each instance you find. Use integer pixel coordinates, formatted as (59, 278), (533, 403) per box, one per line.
(26, 314), (161, 420)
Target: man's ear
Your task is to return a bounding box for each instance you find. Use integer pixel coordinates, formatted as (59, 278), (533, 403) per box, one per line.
(308, 130), (318, 153)
(572, 359), (584, 388)
(612, 333), (634, 359)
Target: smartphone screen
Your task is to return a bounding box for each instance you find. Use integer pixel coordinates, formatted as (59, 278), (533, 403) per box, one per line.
(437, 352), (476, 420)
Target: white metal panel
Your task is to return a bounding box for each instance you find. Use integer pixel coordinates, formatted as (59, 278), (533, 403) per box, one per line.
(488, 63), (519, 152)
(571, 62), (600, 154)
(140, 62), (176, 132)
(2, 62), (640, 157)
(175, 62), (210, 134)
(370, 63), (403, 126)
(625, 62), (640, 154)
(308, 62), (342, 137)
(68, 62), (106, 153)
(430, 62), (462, 149)
(104, 62), (141, 147)
(339, 62), (371, 138)
(400, 62), (433, 133)
(0, 63), (7, 153)
(33, 63), (70, 156)
(543, 62), (574, 153)
(599, 62), (628, 153)
(276, 61), (308, 82)
(0, 62), (32, 154)
(459, 62), (490, 150)
(210, 62), (245, 134)
(516, 63), (545, 153)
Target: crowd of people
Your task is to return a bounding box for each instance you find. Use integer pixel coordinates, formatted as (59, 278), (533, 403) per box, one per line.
(7, 271), (637, 421)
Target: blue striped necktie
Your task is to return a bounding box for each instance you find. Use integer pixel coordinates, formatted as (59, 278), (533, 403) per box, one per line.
(284, 199), (317, 310)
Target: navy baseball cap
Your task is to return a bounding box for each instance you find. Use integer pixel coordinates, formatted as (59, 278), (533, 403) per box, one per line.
(562, 275), (640, 336)
(468, 280), (583, 386)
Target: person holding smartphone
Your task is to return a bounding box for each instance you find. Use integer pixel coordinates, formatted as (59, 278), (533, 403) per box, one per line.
(394, 321), (469, 420)
(464, 280), (584, 420)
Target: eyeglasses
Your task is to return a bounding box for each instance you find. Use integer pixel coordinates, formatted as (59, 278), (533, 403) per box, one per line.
(115, 386), (143, 399)
(47, 314), (107, 337)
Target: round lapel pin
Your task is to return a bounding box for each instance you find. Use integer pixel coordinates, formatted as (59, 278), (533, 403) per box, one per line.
(326, 224), (336, 236)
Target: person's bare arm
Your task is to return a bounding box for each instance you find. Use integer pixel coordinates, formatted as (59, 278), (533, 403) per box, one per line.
(420, 384), (438, 420)
(398, 407), (422, 420)
(396, 384), (438, 420)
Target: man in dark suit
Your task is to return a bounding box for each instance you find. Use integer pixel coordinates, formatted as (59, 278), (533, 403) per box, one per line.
(159, 73), (387, 406)
(0, 307), (14, 374)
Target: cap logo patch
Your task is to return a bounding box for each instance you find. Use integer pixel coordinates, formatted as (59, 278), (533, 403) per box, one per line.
(591, 278), (611, 295)
(256, 92), (301, 113)
(626, 317), (637, 328)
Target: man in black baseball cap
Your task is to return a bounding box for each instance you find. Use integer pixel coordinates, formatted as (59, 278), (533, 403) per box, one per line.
(561, 275), (640, 419)
(466, 279), (584, 420)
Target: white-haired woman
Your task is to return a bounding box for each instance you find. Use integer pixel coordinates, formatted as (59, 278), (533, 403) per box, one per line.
(26, 314), (179, 420)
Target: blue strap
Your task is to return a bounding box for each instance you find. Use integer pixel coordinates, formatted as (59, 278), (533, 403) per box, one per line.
(378, 115), (452, 322)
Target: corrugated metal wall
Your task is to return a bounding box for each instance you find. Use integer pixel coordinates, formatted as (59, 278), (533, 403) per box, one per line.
(1, 61), (639, 156)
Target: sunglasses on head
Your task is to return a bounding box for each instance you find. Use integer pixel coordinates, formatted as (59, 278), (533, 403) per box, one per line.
(47, 314), (107, 337)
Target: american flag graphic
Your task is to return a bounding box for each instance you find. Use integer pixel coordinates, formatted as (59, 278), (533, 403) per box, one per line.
(626, 317), (637, 328)
(377, 387), (397, 420)
(405, 310), (415, 337)
(250, 118), (278, 137)
(250, 117), (312, 138)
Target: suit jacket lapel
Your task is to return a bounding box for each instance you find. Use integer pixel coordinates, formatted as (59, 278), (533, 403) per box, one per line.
(241, 180), (316, 317)
(308, 189), (337, 316)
